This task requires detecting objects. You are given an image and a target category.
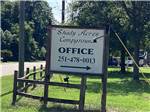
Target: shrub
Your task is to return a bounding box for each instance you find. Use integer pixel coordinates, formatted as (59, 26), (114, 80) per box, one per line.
(1, 50), (13, 61)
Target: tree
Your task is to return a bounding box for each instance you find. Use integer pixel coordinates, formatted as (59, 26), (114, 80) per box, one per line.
(1, 28), (15, 60)
(143, 21), (150, 53)
(69, 1), (150, 80)
(69, 1), (130, 73)
(11, 22), (39, 61)
(1, 1), (54, 61)
(25, 1), (53, 47)
(1, 29), (15, 51)
(119, 1), (150, 80)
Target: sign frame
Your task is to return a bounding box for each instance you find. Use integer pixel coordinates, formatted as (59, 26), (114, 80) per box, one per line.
(46, 25), (107, 76)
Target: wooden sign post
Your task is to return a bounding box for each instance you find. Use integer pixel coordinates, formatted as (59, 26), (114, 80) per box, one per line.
(101, 26), (109, 112)
(12, 24), (109, 112)
(44, 25), (109, 112)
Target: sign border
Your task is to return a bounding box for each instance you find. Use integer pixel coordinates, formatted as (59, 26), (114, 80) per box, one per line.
(46, 25), (107, 76)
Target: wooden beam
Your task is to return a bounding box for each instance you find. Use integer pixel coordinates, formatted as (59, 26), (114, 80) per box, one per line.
(25, 68), (30, 92)
(79, 75), (87, 112)
(40, 65), (43, 78)
(101, 26), (110, 112)
(12, 71), (18, 105)
(18, 1), (25, 88)
(17, 79), (80, 89)
(17, 91), (43, 100)
(62, 0), (65, 24)
(33, 66), (36, 88)
(17, 92), (79, 104)
(47, 98), (79, 104)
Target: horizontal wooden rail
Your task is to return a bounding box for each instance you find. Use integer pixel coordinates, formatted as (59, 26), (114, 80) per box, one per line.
(17, 79), (44, 84)
(20, 73), (32, 79)
(17, 91), (43, 100)
(17, 79), (81, 89)
(20, 69), (45, 79)
(17, 91), (79, 104)
(47, 97), (79, 104)
(29, 69), (45, 75)
(49, 82), (81, 89)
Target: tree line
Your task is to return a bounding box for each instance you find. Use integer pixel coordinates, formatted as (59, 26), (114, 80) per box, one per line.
(68, 1), (150, 80)
(1, 1), (53, 61)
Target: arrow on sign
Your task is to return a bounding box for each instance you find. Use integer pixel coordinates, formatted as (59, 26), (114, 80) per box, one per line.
(60, 65), (91, 70)
(93, 35), (104, 43)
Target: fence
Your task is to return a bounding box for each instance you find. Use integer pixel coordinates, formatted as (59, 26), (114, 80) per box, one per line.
(12, 64), (87, 112)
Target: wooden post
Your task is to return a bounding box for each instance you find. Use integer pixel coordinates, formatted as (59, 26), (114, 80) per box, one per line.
(33, 66), (36, 88)
(25, 68), (29, 92)
(18, 1), (25, 88)
(62, 0), (65, 24)
(40, 65), (43, 78)
(43, 75), (50, 106)
(101, 26), (110, 112)
(101, 75), (107, 112)
(79, 75), (87, 112)
(12, 71), (18, 105)
(43, 20), (52, 107)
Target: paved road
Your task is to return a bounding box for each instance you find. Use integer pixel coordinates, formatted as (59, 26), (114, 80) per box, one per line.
(0, 61), (45, 77)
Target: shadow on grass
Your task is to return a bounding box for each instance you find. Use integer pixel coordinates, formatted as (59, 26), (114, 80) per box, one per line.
(38, 105), (100, 112)
(108, 71), (150, 78)
(68, 71), (150, 94)
(55, 71), (150, 95)
(70, 71), (150, 80)
(86, 79), (150, 95)
(0, 91), (13, 97)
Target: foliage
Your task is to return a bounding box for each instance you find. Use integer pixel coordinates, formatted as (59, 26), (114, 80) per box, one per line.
(118, 1), (150, 80)
(143, 38), (150, 53)
(69, 1), (150, 80)
(142, 21), (150, 53)
(38, 47), (46, 60)
(1, 1), (53, 61)
(1, 50), (13, 61)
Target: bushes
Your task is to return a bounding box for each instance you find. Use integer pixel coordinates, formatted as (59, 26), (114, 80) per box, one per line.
(39, 47), (46, 60)
(1, 50), (13, 61)
(1, 1), (53, 61)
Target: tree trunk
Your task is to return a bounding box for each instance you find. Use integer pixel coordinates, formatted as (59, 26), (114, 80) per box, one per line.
(120, 48), (126, 73)
(133, 38), (139, 81)
(120, 36), (126, 73)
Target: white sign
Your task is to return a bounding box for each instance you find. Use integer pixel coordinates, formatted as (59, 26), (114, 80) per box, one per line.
(50, 26), (105, 75)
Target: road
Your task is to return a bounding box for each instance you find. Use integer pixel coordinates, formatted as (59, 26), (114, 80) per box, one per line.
(0, 61), (45, 77)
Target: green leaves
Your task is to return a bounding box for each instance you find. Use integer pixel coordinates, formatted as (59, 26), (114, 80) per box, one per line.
(1, 1), (53, 61)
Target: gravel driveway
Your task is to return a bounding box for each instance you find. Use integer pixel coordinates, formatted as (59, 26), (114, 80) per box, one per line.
(0, 61), (45, 77)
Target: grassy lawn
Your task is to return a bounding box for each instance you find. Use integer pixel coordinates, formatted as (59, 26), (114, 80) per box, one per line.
(1, 67), (150, 112)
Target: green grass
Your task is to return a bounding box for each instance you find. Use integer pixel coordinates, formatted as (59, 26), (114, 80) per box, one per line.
(1, 67), (150, 112)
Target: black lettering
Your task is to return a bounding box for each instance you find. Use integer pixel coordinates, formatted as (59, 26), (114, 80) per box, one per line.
(57, 29), (63, 35)
(66, 48), (72, 53)
(81, 48), (87, 54)
(58, 47), (65, 53)
(77, 48), (80, 54)
(88, 49), (94, 55)
(72, 48), (77, 54)
(58, 47), (94, 55)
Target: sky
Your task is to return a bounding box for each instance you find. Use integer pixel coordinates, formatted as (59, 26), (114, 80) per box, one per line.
(47, 0), (71, 23)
